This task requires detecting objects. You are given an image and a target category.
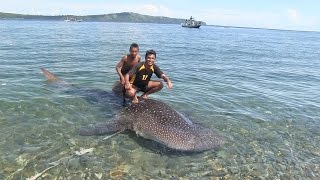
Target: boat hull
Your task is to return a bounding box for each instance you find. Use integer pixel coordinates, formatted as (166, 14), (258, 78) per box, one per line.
(181, 25), (201, 28)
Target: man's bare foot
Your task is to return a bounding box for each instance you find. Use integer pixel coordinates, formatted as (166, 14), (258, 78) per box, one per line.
(141, 94), (148, 99)
(132, 96), (139, 104)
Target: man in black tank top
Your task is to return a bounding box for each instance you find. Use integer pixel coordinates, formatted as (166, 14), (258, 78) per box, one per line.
(125, 49), (173, 103)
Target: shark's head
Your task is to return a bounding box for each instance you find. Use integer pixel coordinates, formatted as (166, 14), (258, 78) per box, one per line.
(118, 99), (225, 152)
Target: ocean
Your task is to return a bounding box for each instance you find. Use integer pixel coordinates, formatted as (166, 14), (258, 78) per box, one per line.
(0, 20), (319, 179)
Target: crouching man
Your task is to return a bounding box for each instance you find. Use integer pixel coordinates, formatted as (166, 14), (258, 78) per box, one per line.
(124, 49), (173, 103)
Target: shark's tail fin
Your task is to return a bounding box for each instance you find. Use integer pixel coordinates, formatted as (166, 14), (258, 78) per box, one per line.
(40, 68), (62, 82)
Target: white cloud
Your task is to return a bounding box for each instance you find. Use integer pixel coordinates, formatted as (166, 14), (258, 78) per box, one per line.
(137, 4), (172, 17)
(284, 9), (319, 31)
(142, 4), (159, 13)
(287, 9), (300, 23)
(44, 2), (173, 17)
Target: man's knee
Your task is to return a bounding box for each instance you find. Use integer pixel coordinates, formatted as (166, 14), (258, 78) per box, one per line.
(126, 89), (136, 97)
(158, 81), (164, 89)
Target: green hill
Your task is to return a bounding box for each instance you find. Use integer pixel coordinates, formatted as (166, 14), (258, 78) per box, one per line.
(0, 12), (207, 25)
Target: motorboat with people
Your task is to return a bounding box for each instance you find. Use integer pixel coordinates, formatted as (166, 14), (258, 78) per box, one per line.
(181, 16), (202, 28)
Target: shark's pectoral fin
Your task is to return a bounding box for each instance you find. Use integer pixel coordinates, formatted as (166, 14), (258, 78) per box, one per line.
(79, 120), (124, 136)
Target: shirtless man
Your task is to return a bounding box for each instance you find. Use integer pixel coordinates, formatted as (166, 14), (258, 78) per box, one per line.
(113, 43), (141, 94)
(116, 43), (141, 84)
(125, 49), (173, 103)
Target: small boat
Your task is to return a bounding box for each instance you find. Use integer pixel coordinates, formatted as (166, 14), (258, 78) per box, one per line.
(64, 17), (83, 22)
(181, 16), (202, 28)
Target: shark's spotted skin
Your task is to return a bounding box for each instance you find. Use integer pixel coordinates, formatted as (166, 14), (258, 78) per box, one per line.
(40, 68), (224, 152)
(81, 99), (225, 152)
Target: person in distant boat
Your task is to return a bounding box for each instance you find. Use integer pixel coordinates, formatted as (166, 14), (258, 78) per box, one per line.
(124, 49), (173, 103)
(113, 43), (141, 93)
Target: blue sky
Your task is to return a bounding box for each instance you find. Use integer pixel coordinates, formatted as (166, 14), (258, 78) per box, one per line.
(1, 0), (319, 31)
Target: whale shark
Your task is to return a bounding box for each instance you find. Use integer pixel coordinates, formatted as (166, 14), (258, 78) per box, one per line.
(41, 68), (225, 152)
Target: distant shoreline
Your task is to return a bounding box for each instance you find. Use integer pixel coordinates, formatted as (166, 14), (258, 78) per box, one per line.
(1, 18), (318, 33)
(1, 11), (318, 32)
(0, 11), (202, 25)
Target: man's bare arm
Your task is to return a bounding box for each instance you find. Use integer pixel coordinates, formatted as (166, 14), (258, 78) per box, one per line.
(116, 56), (126, 84)
(161, 74), (173, 89)
(124, 73), (131, 90)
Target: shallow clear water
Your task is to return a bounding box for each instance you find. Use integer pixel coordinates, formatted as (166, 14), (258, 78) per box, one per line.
(0, 20), (319, 179)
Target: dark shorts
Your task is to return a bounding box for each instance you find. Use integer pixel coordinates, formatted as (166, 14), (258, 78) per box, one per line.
(133, 84), (147, 92)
